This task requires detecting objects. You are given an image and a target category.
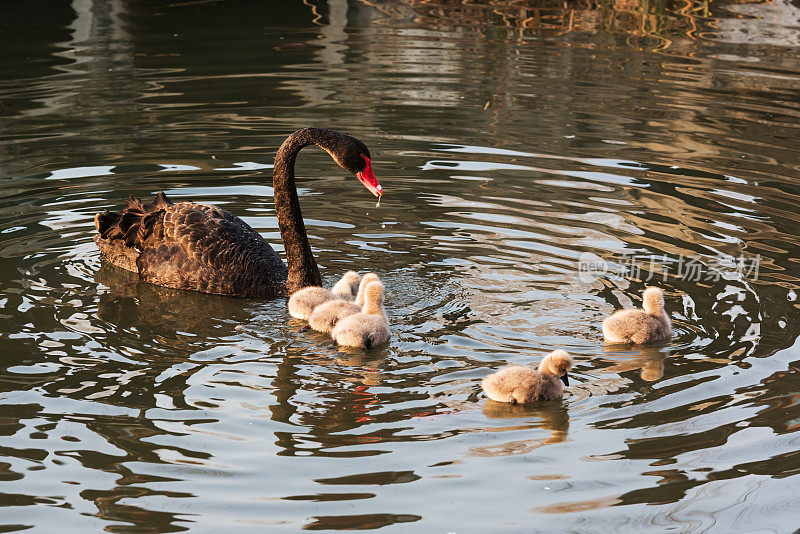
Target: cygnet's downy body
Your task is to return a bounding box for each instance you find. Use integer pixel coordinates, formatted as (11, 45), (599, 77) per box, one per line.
(482, 350), (573, 404)
(331, 280), (390, 348)
(287, 271), (361, 320)
(330, 271), (361, 300)
(602, 287), (671, 344)
(309, 273), (381, 334)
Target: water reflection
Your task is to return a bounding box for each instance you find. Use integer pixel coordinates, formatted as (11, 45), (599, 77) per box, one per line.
(303, 512), (422, 530)
(368, 0), (800, 50)
(478, 400), (570, 453)
(601, 345), (668, 381)
(95, 263), (250, 336)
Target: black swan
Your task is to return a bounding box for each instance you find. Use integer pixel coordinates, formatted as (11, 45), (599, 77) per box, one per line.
(93, 128), (382, 298)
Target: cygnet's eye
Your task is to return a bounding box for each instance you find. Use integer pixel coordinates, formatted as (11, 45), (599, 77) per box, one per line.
(509, 397), (517, 405)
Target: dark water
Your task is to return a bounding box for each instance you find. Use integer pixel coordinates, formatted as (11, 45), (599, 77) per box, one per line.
(3, 0), (800, 531)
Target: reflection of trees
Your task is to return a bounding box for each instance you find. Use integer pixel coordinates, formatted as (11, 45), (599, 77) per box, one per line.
(360, 0), (800, 53)
(357, 0), (715, 47)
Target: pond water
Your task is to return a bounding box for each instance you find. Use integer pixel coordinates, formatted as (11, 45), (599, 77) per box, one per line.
(2, 0), (800, 532)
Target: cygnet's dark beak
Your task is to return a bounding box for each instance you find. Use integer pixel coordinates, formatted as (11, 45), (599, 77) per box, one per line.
(560, 373), (569, 387)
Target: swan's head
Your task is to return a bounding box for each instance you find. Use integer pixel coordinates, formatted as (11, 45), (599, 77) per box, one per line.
(327, 133), (382, 198)
(286, 128), (382, 198)
(537, 349), (573, 386)
(356, 272), (381, 306)
(642, 287), (665, 315)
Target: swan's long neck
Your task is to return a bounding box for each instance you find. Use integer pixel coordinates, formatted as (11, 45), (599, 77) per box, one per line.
(273, 128), (333, 294)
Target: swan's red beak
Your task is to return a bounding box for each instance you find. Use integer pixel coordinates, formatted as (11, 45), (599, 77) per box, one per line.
(356, 156), (382, 198)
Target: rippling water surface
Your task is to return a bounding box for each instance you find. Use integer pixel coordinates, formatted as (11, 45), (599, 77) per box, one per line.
(3, 1), (800, 532)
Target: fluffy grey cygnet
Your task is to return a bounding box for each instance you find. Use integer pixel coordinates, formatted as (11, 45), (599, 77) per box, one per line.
(482, 350), (573, 404)
(330, 270), (361, 300)
(308, 273), (381, 333)
(602, 287), (671, 344)
(287, 271), (361, 320)
(331, 280), (390, 348)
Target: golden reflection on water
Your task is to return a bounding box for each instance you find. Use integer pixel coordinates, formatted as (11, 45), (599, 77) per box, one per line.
(358, 0), (800, 51)
(600, 345), (669, 381)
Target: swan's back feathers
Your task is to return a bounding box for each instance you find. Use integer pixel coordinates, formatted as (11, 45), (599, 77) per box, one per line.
(94, 192), (288, 297)
(119, 193), (171, 247)
(92, 233), (139, 272)
(95, 210), (123, 240)
(96, 193), (174, 245)
(94, 195), (165, 273)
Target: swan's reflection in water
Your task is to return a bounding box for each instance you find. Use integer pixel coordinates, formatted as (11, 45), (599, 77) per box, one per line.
(301, 512), (422, 530)
(266, 340), (398, 455)
(95, 263), (252, 336)
(336, 353), (383, 389)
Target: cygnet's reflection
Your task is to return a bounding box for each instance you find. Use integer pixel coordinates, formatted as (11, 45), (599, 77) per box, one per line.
(472, 400), (570, 456)
(601, 344), (668, 382)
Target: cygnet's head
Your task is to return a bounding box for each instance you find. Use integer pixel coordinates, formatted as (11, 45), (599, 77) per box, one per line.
(363, 280), (384, 307)
(356, 272), (381, 306)
(342, 270), (360, 286)
(642, 287), (665, 315)
(341, 271), (360, 294)
(332, 270), (361, 299)
(537, 349), (573, 386)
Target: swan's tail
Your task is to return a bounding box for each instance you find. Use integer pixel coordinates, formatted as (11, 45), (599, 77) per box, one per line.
(94, 192), (173, 270)
(94, 210), (123, 239)
(95, 192), (173, 245)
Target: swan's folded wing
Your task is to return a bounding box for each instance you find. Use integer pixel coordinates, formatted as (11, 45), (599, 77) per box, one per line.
(136, 203), (288, 298)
